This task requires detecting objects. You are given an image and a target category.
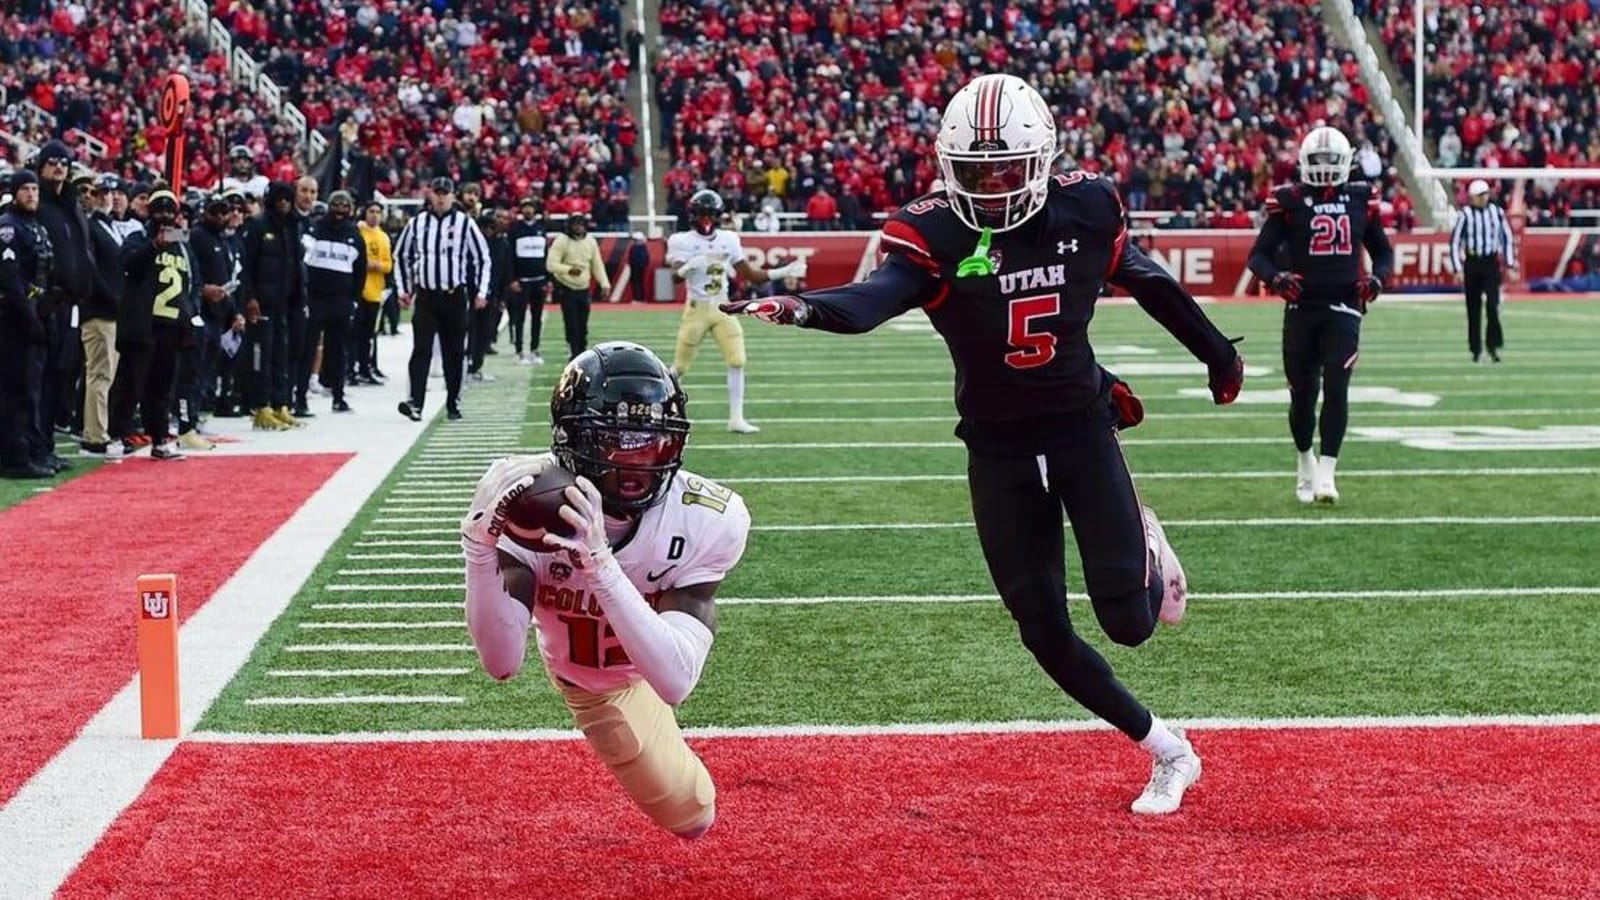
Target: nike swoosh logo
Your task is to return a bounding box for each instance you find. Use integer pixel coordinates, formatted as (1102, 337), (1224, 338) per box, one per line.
(646, 565), (677, 582)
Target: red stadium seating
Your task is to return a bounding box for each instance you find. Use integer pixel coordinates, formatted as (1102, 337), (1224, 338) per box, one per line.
(1363, 0), (1600, 223)
(2, 0), (640, 227)
(653, 0), (1417, 230)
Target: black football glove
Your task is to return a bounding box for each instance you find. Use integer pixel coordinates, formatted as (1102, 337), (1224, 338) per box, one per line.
(1269, 272), (1304, 302)
(720, 296), (809, 326)
(1100, 368), (1145, 430)
(1357, 275), (1383, 313)
(1209, 351), (1244, 405)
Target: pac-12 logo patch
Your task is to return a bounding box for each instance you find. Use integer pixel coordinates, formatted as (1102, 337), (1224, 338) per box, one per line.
(142, 590), (171, 619)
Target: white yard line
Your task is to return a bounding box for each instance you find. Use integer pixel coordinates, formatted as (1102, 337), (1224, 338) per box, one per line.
(338, 568), (457, 575)
(284, 643), (474, 653)
(476, 408), (1600, 425)
(0, 336), (440, 900)
(187, 712), (1600, 745)
(717, 467), (1600, 485)
(267, 669), (471, 678)
(313, 585), (1600, 602)
(336, 516), (1600, 542)
(348, 553), (462, 560)
(352, 539), (459, 548)
(244, 695), (463, 706)
(312, 603), (462, 610)
(748, 515), (1600, 532)
(299, 622), (462, 630)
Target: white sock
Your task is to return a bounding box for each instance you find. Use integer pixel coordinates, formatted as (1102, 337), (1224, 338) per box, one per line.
(727, 366), (746, 423)
(1139, 715), (1188, 759)
(1318, 455), (1338, 482)
(1297, 449), (1317, 478)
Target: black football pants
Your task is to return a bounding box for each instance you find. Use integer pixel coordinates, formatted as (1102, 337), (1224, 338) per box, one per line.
(109, 326), (181, 444)
(408, 287), (468, 411)
(553, 283), (591, 360)
(1283, 304), (1362, 457)
(299, 301), (352, 405)
(0, 323), (40, 468)
(1463, 257), (1504, 356)
(506, 278), (545, 355)
(967, 421), (1162, 741)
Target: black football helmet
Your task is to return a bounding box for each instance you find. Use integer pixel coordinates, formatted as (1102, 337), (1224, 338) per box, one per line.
(551, 342), (690, 515)
(688, 189), (722, 236)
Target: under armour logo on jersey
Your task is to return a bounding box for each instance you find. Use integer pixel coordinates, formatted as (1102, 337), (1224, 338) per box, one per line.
(1057, 239), (1079, 255)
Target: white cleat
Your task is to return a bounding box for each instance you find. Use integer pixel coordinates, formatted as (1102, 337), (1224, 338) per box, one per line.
(1295, 453), (1318, 504)
(1313, 474), (1339, 505)
(727, 418), (761, 434)
(1142, 506), (1187, 625)
(1131, 729), (1202, 815)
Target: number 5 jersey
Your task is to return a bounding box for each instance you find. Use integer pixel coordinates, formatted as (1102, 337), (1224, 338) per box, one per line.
(793, 173), (1238, 455)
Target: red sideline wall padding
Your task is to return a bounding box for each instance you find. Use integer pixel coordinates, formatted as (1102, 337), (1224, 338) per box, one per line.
(598, 229), (1598, 299)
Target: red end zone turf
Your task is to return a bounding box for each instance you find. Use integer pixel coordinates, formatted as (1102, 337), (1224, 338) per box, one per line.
(62, 726), (1600, 899)
(0, 455), (349, 806)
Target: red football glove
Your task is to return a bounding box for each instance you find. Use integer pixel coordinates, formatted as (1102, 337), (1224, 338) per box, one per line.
(1357, 275), (1383, 313)
(720, 296), (809, 326)
(1209, 353), (1244, 405)
(1109, 381), (1144, 430)
(1101, 370), (1144, 430)
(1270, 272), (1304, 302)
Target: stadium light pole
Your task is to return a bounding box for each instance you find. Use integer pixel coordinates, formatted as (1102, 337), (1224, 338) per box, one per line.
(1414, 0), (1424, 160)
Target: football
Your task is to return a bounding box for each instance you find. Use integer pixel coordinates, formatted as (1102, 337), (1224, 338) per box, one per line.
(499, 464), (579, 552)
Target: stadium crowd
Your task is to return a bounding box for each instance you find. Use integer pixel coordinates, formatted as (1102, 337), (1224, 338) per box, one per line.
(654, 0), (1418, 231)
(1, 0), (641, 228)
(1362, 0), (1600, 224)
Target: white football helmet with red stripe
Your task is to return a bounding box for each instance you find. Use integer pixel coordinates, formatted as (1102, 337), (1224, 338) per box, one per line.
(1298, 126), (1354, 187)
(935, 74), (1059, 233)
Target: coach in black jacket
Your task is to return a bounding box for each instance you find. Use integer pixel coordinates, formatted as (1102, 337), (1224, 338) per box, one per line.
(238, 180), (307, 425)
(80, 180), (126, 456)
(298, 190), (365, 414)
(32, 141), (95, 470)
(179, 196), (236, 437)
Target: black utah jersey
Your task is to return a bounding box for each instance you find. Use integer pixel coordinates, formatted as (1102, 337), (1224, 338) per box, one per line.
(1247, 181), (1394, 308)
(797, 172), (1237, 454)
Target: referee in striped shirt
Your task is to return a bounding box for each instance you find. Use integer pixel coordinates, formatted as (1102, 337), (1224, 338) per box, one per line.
(394, 177), (491, 421)
(1450, 180), (1516, 363)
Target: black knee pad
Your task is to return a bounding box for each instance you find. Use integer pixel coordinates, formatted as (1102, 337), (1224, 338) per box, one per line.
(1094, 589), (1156, 648)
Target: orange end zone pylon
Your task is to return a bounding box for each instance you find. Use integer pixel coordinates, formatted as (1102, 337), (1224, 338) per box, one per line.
(137, 574), (180, 739)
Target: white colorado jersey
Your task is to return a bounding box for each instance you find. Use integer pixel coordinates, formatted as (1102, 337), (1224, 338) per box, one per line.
(665, 228), (744, 304)
(497, 467), (750, 693)
(222, 173), (269, 200)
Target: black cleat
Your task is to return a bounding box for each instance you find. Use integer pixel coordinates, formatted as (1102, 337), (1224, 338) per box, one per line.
(1, 462), (56, 479)
(397, 401), (422, 422)
(332, 399), (353, 413)
(446, 406), (463, 421)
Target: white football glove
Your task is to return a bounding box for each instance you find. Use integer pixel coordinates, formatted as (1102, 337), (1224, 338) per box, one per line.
(460, 455), (551, 549)
(770, 259), (807, 281)
(541, 475), (613, 571)
(673, 253), (711, 279)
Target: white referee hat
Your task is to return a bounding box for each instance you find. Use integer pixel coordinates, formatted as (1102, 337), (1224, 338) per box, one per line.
(1468, 179), (1490, 196)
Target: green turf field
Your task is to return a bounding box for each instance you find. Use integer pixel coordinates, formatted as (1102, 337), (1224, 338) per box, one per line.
(201, 298), (1600, 734)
